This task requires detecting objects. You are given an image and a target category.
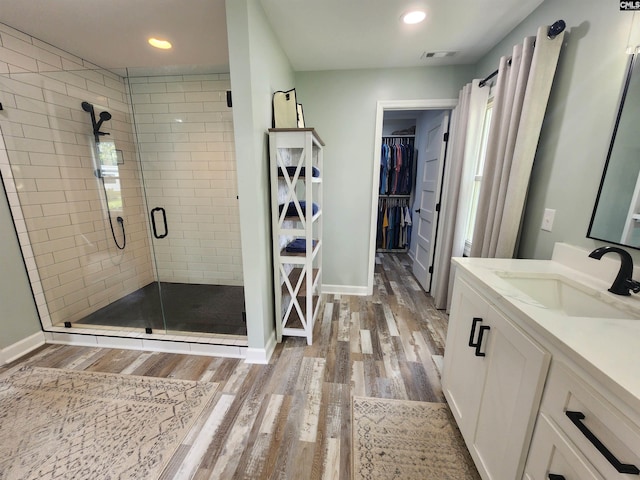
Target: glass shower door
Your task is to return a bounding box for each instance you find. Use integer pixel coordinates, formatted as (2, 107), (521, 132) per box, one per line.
(141, 175), (247, 337)
(131, 72), (246, 337)
(75, 137), (165, 333)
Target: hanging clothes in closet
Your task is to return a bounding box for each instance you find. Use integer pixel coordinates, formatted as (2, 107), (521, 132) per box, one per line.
(378, 135), (415, 252)
(376, 197), (413, 251)
(379, 137), (414, 195)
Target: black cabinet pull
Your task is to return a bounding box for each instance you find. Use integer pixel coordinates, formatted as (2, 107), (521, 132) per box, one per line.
(565, 411), (640, 475)
(475, 325), (490, 357)
(150, 207), (168, 239)
(548, 475), (566, 480)
(468, 317), (489, 357)
(468, 317), (483, 347)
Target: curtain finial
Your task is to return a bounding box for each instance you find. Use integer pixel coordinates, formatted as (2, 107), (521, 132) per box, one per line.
(547, 20), (566, 39)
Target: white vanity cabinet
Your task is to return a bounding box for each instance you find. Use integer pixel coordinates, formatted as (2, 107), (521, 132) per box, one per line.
(445, 253), (640, 480)
(524, 411), (604, 480)
(524, 361), (640, 480)
(442, 275), (551, 480)
(442, 277), (491, 437)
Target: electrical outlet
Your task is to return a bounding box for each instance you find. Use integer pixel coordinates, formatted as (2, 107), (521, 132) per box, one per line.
(541, 208), (555, 232)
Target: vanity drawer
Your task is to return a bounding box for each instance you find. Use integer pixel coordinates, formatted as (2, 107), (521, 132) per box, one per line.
(541, 361), (640, 479)
(524, 412), (603, 480)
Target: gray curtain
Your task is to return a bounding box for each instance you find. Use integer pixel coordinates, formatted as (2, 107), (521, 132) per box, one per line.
(470, 26), (565, 258)
(432, 84), (472, 310)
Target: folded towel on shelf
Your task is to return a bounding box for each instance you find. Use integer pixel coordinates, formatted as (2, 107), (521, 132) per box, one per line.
(285, 238), (318, 253)
(279, 201), (319, 218)
(278, 166), (320, 178)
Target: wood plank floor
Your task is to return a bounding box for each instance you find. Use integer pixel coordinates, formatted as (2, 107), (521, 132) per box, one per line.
(1, 253), (450, 480)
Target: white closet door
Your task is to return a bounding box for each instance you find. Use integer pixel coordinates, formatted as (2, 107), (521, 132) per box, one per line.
(412, 112), (449, 292)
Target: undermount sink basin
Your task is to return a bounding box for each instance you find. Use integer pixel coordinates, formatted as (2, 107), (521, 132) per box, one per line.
(495, 272), (637, 319)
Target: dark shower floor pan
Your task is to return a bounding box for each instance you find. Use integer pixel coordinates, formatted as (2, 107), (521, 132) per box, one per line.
(75, 282), (247, 336)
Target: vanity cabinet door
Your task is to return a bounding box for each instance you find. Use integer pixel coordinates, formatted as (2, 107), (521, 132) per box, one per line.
(443, 276), (550, 480)
(442, 277), (492, 439)
(471, 303), (550, 480)
(524, 412), (604, 480)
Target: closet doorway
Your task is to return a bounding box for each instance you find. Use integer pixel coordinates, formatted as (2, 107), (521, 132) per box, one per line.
(369, 100), (457, 296)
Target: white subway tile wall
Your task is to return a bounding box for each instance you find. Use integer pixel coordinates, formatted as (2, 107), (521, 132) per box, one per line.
(130, 75), (243, 285)
(0, 22), (154, 326)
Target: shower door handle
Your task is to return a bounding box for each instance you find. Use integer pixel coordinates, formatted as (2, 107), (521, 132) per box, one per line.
(150, 207), (168, 239)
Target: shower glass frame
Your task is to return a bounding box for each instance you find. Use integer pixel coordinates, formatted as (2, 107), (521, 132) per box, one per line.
(0, 66), (245, 339)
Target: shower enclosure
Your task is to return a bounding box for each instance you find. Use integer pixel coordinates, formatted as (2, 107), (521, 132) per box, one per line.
(0, 64), (246, 339)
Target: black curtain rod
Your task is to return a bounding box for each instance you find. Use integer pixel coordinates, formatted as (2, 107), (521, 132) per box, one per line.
(478, 67), (501, 89)
(479, 19), (566, 88)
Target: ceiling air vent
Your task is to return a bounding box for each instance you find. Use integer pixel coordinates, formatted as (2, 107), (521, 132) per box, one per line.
(421, 51), (457, 59)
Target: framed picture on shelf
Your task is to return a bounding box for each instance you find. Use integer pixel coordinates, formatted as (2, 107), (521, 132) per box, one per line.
(272, 88), (298, 128)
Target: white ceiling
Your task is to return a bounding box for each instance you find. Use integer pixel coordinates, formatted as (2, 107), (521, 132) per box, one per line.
(0, 0), (544, 74)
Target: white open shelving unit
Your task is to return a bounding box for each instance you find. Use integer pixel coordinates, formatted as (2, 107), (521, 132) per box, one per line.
(269, 128), (324, 344)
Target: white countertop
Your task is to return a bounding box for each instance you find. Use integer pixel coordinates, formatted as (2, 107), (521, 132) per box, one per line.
(452, 255), (640, 415)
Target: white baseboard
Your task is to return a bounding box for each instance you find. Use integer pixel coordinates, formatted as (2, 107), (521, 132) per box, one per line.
(322, 284), (370, 296)
(245, 332), (277, 364)
(1, 331), (45, 365)
(43, 331), (246, 359)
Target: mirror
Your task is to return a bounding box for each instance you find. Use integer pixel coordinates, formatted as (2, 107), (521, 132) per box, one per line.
(588, 53), (640, 248)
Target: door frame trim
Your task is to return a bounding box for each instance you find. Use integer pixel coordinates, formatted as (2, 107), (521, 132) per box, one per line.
(368, 99), (457, 295)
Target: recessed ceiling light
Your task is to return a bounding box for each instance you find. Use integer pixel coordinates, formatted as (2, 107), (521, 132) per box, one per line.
(402, 10), (426, 25)
(148, 38), (172, 50)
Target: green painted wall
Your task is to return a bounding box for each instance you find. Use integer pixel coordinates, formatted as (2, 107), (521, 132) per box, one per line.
(226, 0), (295, 350)
(295, 66), (473, 288)
(0, 174), (41, 349)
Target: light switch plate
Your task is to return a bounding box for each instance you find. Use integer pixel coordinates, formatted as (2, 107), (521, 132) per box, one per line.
(541, 208), (555, 232)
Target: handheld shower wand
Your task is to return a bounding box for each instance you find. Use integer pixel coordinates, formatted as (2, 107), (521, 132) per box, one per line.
(82, 100), (125, 250)
(95, 110), (112, 133)
(81, 101), (112, 143)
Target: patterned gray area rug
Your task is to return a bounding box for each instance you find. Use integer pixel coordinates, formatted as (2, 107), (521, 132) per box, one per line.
(0, 366), (218, 480)
(352, 396), (481, 480)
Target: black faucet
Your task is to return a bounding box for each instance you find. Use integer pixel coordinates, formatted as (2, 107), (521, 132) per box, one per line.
(588, 246), (640, 296)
